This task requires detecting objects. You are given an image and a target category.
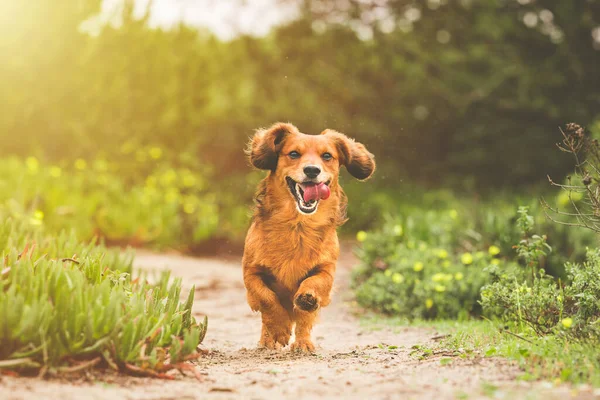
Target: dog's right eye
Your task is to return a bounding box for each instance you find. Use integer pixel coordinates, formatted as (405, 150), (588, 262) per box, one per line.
(289, 151), (301, 159)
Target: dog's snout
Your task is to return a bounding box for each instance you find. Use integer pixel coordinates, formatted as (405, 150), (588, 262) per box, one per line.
(303, 165), (321, 179)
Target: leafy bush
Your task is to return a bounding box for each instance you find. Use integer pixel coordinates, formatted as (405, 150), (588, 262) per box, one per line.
(0, 155), (250, 250)
(481, 207), (600, 341)
(350, 185), (596, 269)
(352, 211), (518, 319)
(562, 251), (600, 340)
(480, 125), (600, 341)
(351, 188), (597, 320)
(0, 213), (207, 376)
(354, 242), (503, 319)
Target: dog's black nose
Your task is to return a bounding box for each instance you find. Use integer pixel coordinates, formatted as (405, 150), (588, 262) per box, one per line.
(303, 165), (321, 179)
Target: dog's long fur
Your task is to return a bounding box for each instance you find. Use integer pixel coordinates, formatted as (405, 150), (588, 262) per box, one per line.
(242, 122), (375, 352)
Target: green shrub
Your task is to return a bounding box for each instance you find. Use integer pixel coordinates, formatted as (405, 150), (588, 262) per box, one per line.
(0, 214), (207, 376)
(0, 155), (250, 250)
(351, 188), (598, 319)
(481, 207), (600, 340)
(352, 216), (515, 319)
(562, 251), (600, 340)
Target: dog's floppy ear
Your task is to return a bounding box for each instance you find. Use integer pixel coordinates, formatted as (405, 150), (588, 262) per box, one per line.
(247, 123), (299, 170)
(322, 130), (376, 180)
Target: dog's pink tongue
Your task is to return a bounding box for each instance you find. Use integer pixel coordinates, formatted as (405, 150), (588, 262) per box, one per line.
(302, 183), (331, 203)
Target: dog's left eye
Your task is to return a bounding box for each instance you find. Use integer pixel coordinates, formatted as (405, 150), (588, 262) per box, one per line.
(322, 152), (333, 161)
(289, 151), (301, 159)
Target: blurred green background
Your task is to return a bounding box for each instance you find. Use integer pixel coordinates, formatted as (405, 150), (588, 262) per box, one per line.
(0, 0), (599, 252)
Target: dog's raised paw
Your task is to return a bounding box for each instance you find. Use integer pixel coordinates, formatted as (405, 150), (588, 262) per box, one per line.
(295, 292), (319, 312)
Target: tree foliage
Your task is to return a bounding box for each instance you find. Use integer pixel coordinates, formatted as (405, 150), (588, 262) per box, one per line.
(0, 0), (598, 187)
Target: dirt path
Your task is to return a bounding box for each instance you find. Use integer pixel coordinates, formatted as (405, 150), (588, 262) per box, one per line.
(0, 245), (593, 399)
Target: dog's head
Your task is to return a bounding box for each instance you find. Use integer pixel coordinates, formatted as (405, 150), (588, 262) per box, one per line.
(247, 122), (375, 215)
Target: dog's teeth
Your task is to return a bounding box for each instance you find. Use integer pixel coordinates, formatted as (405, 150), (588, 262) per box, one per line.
(295, 184), (303, 199)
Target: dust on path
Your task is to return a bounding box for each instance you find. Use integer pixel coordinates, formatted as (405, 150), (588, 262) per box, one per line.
(0, 245), (595, 400)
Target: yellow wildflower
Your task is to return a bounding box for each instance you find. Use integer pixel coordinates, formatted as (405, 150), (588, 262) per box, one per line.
(449, 209), (458, 220)
(26, 157), (39, 173)
(490, 259), (501, 266)
(146, 176), (157, 188)
(425, 299), (434, 309)
(436, 249), (448, 259)
(561, 318), (573, 329)
(149, 147), (163, 160)
(182, 174), (197, 188)
(30, 210), (44, 226)
(356, 231), (367, 242)
(164, 189), (179, 203)
(94, 159), (108, 172)
(183, 202), (196, 214)
(74, 159), (87, 170)
(461, 253), (473, 265)
(392, 273), (404, 284)
(454, 272), (464, 281)
(442, 260), (451, 268)
(413, 261), (424, 272)
(393, 224), (403, 236)
(29, 218), (42, 226)
(488, 245), (501, 256)
(434, 285), (446, 292)
(432, 273), (445, 282)
(160, 169), (177, 185)
(49, 166), (62, 178)
(384, 270), (392, 277)
(96, 175), (108, 185)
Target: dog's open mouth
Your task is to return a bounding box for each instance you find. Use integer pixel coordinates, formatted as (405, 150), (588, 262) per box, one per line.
(286, 177), (330, 215)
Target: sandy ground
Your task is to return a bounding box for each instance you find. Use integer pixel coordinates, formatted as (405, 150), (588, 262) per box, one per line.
(1, 245), (599, 400)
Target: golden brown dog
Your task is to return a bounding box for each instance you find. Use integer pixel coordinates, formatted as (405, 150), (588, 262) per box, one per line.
(242, 122), (375, 352)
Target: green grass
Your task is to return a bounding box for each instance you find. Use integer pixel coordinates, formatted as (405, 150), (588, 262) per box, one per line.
(0, 215), (207, 378)
(361, 316), (600, 386)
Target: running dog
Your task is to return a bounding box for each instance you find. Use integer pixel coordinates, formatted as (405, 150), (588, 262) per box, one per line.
(242, 122), (375, 352)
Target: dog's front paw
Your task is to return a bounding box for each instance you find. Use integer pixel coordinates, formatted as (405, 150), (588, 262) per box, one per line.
(291, 339), (316, 353)
(259, 326), (291, 350)
(294, 292), (320, 312)
(259, 335), (284, 350)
